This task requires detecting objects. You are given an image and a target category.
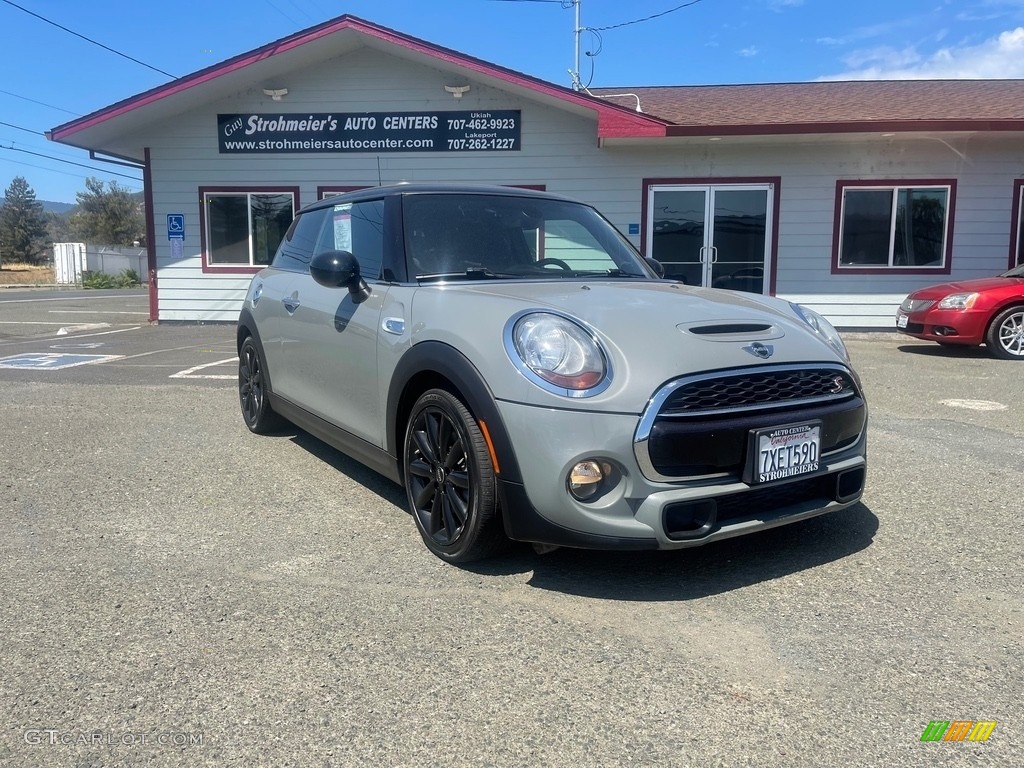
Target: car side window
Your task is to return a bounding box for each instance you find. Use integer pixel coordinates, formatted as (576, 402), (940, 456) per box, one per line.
(272, 208), (328, 273)
(313, 200), (385, 280)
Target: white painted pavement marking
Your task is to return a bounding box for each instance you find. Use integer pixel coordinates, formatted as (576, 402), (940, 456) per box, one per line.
(48, 310), (149, 315)
(0, 326), (143, 349)
(169, 356), (238, 380)
(0, 353), (125, 370)
(939, 399), (1008, 411)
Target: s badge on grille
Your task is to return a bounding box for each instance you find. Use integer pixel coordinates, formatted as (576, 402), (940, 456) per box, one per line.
(830, 375), (845, 393)
(743, 342), (774, 359)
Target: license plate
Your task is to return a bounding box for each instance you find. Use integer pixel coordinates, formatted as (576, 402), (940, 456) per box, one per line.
(896, 313), (909, 329)
(748, 422), (821, 484)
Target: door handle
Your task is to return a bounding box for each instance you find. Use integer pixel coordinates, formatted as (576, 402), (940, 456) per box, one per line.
(699, 245), (707, 263)
(282, 296), (300, 313)
(709, 246), (719, 264)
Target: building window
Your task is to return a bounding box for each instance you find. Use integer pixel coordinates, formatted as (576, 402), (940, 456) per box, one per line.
(833, 180), (954, 273)
(200, 187), (298, 272)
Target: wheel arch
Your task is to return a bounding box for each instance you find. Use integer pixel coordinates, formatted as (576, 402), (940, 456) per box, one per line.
(983, 300), (1024, 337)
(387, 341), (522, 484)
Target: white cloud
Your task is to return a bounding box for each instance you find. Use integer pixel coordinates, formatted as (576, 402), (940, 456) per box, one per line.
(738, 46), (759, 57)
(768, 0), (804, 10)
(819, 26), (1024, 79)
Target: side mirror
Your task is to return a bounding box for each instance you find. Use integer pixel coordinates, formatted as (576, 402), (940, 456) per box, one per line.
(310, 250), (371, 303)
(644, 257), (665, 279)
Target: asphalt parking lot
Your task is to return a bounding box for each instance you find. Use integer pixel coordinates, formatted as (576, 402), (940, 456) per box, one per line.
(0, 290), (1021, 767)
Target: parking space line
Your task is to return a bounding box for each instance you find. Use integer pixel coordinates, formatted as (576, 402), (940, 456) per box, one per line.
(0, 326), (142, 349)
(169, 357), (238, 380)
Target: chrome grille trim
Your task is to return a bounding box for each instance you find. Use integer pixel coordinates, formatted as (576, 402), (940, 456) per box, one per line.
(634, 363), (861, 483)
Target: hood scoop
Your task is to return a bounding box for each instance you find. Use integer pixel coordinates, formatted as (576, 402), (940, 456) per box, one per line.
(678, 320), (784, 341)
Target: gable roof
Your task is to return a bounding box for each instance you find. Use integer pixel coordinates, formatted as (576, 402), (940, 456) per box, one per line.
(591, 81), (1024, 136)
(47, 14), (668, 157)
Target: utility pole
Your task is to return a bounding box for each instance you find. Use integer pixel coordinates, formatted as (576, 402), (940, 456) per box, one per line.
(570, 0), (582, 90)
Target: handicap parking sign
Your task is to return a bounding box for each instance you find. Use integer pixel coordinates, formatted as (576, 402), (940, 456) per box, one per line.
(167, 214), (185, 240)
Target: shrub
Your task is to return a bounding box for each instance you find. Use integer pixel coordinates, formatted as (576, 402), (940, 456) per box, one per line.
(82, 268), (140, 289)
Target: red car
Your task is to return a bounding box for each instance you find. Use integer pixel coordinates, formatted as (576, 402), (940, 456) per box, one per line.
(895, 265), (1024, 360)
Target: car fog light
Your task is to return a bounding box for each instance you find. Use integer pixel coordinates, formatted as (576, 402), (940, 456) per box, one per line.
(568, 460), (605, 500)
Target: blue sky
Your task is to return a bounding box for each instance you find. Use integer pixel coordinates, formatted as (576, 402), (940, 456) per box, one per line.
(2, 0), (1024, 203)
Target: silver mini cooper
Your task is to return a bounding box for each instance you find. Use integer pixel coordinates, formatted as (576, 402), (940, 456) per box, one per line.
(238, 184), (867, 563)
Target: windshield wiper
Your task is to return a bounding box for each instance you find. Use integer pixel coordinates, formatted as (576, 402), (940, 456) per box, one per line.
(415, 267), (513, 282)
(569, 268), (646, 278)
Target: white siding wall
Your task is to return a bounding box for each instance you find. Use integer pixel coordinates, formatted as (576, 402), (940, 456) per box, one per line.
(128, 48), (1024, 326)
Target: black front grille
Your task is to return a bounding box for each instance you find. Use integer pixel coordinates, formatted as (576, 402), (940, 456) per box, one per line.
(660, 368), (857, 415)
(637, 365), (866, 481)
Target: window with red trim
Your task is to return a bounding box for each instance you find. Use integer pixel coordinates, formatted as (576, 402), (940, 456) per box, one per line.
(200, 187), (297, 271)
(834, 180), (954, 271)
(1012, 180), (1024, 268)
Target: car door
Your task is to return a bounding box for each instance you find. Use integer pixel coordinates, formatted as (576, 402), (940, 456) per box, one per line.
(280, 199), (389, 446)
(261, 207), (328, 399)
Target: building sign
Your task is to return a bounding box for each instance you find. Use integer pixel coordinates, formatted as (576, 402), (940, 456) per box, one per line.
(217, 110), (521, 154)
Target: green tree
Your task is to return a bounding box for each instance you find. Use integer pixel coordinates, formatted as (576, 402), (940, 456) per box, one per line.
(70, 177), (144, 246)
(0, 176), (49, 264)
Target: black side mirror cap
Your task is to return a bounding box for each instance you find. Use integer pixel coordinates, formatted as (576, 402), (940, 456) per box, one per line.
(310, 250), (371, 303)
(644, 257), (665, 279)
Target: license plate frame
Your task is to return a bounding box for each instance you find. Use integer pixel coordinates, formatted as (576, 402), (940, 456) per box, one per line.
(896, 312), (909, 329)
(745, 421), (823, 485)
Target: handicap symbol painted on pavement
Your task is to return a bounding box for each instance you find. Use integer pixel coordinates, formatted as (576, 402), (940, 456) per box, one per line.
(0, 353), (123, 370)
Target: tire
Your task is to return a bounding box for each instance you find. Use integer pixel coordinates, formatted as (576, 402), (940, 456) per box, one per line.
(238, 335), (285, 433)
(985, 305), (1024, 360)
(403, 389), (507, 563)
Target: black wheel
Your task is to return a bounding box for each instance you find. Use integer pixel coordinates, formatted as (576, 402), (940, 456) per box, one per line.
(534, 257), (572, 271)
(403, 389), (506, 563)
(985, 305), (1024, 360)
(238, 336), (285, 433)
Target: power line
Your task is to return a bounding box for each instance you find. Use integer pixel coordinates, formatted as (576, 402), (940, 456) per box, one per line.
(0, 146), (141, 181)
(0, 0), (177, 79)
(0, 88), (80, 116)
(589, 0), (705, 31)
(0, 120), (44, 136)
(1, 155), (141, 186)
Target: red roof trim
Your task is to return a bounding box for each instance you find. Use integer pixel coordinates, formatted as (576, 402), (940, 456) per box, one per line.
(49, 15), (667, 143)
(666, 120), (1024, 137)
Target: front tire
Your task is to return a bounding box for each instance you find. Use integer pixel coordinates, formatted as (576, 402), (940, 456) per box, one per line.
(985, 306), (1024, 360)
(238, 336), (285, 433)
(403, 389), (506, 563)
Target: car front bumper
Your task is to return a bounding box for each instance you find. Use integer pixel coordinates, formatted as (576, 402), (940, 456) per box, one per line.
(895, 307), (989, 344)
(493, 399), (867, 551)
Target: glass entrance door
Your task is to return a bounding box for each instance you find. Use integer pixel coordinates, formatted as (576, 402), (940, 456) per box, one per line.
(647, 184), (773, 293)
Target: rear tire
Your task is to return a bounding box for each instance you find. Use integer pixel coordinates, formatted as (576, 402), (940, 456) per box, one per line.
(238, 336), (285, 433)
(403, 389), (507, 563)
(985, 306), (1024, 360)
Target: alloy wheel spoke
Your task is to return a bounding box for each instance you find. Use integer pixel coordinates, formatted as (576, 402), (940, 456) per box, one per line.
(447, 469), (470, 489)
(413, 428), (437, 465)
(444, 484), (468, 526)
(413, 478), (435, 510)
(407, 458), (433, 479)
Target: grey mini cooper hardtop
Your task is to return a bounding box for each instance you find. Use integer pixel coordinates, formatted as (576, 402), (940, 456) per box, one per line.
(238, 184), (867, 563)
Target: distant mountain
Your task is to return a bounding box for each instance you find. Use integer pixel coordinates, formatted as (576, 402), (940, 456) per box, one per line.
(40, 200), (76, 214)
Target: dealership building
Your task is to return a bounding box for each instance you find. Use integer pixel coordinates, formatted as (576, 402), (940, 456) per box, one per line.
(47, 15), (1024, 326)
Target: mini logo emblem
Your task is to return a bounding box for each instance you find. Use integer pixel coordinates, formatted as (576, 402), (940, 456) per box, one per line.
(744, 342), (774, 359)
(830, 375), (845, 393)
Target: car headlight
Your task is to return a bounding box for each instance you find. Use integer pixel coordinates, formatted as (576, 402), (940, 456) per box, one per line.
(937, 292), (978, 310)
(790, 303), (849, 361)
(508, 312), (609, 396)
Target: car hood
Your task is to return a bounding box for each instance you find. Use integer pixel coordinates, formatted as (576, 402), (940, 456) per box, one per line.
(909, 276), (1023, 298)
(411, 280), (850, 412)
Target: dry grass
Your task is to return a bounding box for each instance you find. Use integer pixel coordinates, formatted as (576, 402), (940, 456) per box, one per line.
(0, 263), (55, 285)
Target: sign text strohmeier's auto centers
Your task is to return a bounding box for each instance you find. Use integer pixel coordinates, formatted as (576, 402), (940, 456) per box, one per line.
(217, 110), (521, 153)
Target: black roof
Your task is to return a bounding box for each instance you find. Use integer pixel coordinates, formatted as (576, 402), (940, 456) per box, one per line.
(301, 183), (579, 213)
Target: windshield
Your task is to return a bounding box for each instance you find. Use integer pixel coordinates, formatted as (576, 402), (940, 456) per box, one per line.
(1002, 264), (1024, 278)
(403, 193), (649, 280)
